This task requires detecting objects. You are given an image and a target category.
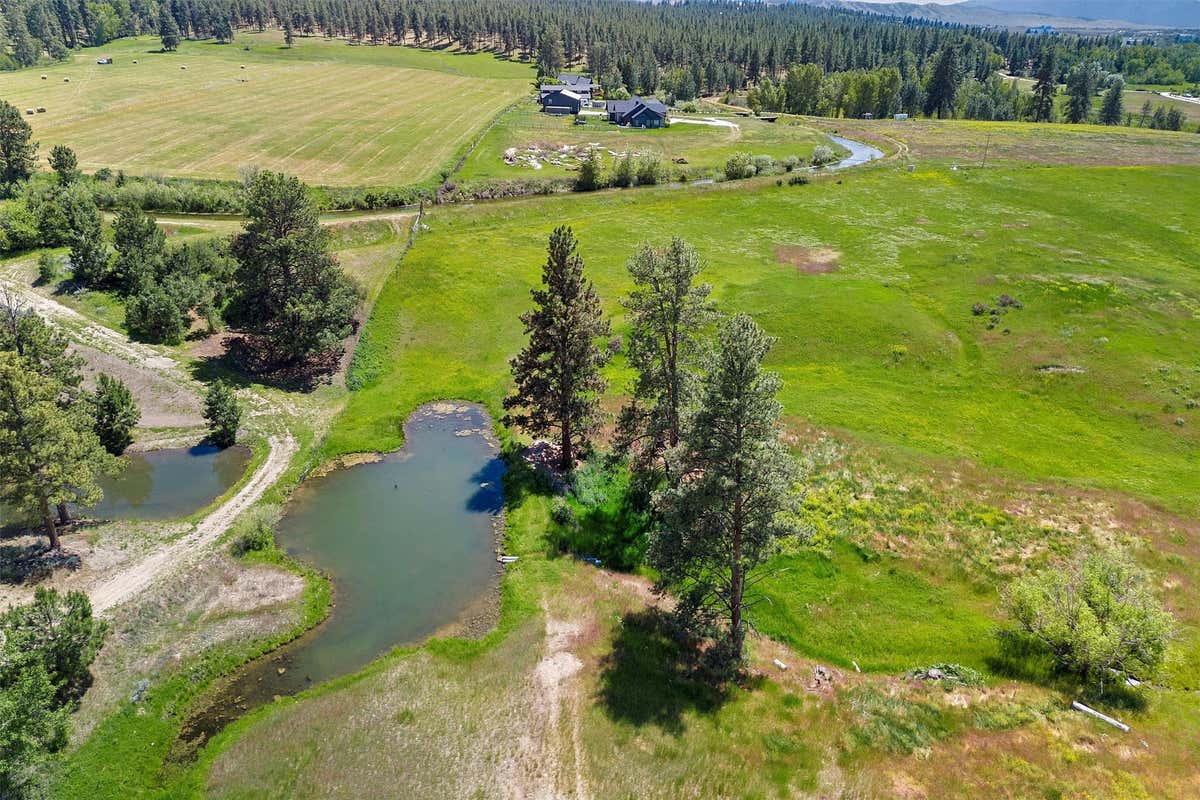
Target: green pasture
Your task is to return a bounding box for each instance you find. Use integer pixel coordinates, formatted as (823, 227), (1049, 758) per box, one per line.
(0, 32), (532, 186)
(333, 163), (1200, 515)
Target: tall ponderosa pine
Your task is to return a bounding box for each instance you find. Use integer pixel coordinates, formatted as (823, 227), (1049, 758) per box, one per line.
(0, 352), (112, 549)
(616, 237), (715, 478)
(63, 188), (109, 286)
(48, 145), (79, 185)
(503, 226), (610, 472)
(0, 100), (37, 194)
(650, 313), (798, 667)
(536, 26), (565, 78)
(923, 47), (960, 119)
(1098, 77), (1125, 125)
(228, 172), (358, 365)
(1031, 48), (1057, 122)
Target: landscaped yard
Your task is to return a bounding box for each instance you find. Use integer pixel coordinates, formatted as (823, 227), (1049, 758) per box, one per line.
(0, 32), (532, 186)
(454, 103), (836, 184)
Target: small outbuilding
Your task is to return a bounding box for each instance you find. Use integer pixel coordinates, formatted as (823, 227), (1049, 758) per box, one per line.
(894, 113), (909, 121)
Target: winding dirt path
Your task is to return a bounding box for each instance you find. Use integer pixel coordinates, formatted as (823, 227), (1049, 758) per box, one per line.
(89, 432), (297, 614)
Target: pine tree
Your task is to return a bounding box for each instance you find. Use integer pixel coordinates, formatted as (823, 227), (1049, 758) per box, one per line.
(1031, 48), (1056, 122)
(649, 313), (799, 668)
(62, 188), (109, 287)
(503, 226), (610, 472)
(48, 145), (78, 185)
(203, 380), (242, 447)
(159, 11), (181, 51)
(111, 204), (167, 295)
(91, 374), (140, 455)
(536, 25), (565, 78)
(1065, 62), (1098, 124)
(615, 237), (715, 478)
(0, 100), (38, 194)
(0, 353), (111, 549)
(1098, 77), (1124, 125)
(228, 172), (358, 366)
(923, 47), (960, 119)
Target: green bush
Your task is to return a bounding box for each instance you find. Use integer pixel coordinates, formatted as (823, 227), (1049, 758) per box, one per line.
(811, 145), (837, 166)
(724, 151), (755, 180)
(231, 515), (275, 556)
(548, 459), (651, 570)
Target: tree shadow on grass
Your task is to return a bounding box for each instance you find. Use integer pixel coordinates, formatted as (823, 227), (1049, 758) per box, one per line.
(189, 335), (343, 393)
(987, 630), (1149, 713)
(0, 541), (81, 585)
(597, 608), (737, 736)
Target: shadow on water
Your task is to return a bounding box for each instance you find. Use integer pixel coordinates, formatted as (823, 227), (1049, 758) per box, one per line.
(91, 445), (251, 521)
(172, 402), (506, 760)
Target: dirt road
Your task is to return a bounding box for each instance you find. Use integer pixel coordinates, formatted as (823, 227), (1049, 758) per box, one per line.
(89, 432), (297, 614)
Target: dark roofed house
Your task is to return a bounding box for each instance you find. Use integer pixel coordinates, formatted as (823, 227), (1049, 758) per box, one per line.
(605, 96), (668, 129)
(539, 86), (584, 115)
(556, 73), (594, 98)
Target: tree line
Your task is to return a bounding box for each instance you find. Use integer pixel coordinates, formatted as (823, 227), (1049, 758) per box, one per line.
(2, 0), (1169, 96)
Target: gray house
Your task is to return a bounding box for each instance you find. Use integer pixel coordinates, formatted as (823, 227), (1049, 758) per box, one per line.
(604, 96), (669, 128)
(539, 86), (585, 115)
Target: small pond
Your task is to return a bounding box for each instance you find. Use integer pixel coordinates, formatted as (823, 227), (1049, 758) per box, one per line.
(174, 402), (505, 755)
(0, 445), (250, 529)
(824, 134), (884, 170)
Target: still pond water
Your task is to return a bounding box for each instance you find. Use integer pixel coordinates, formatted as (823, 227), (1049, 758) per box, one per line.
(176, 403), (505, 754)
(0, 445), (250, 527)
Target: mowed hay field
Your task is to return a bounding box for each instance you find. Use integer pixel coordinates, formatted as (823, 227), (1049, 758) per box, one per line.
(0, 32), (532, 186)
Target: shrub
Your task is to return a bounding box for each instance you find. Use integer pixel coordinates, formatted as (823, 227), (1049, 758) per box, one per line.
(548, 459), (651, 570)
(635, 155), (664, 186)
(36, 253), (58, 284)
(751, 154), (776, 175)
(782, 155), (803, 172)
(231, 514), (275, 556)
(811, 145), (837, 166)
(125, 285), (185, 345)
(724, 151), (755, 180)
(787, 174), (809, 186)
(971, 301), (988, 316)
(575, 149), (604, 192)
(612, 154), (635, 188)
(1002, 551), (1173, 688)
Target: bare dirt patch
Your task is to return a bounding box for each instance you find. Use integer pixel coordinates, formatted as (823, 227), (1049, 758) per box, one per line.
(775, 245), (841, 274)
(73, 341), (203, 428)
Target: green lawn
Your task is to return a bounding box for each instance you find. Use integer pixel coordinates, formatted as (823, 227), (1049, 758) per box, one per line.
(455, 104), (836, 184)
(0, 32), (532, 186)
(331, 162), (1200, 515)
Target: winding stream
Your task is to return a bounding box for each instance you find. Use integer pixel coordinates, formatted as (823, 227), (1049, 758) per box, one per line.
(824, 134), (884, 170)
(174, 402), (505, 756)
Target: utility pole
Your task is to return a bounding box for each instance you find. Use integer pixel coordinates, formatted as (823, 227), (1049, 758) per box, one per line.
(980, 132), (992, 168)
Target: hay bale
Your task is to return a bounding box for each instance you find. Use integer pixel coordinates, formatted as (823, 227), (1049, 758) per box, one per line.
(240, 64), (246, 69)
(36, 107), (46, 113)
(180, 65), (188, 70)
(63, 77), (70, 82)
(132, 59), (138, 64)
(40, 74), (47, 80)
(24, 109), (33, 115)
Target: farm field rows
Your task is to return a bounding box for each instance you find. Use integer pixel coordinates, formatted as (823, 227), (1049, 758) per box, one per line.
(0, 32), (532, 186)
(455, 104), (836, 183)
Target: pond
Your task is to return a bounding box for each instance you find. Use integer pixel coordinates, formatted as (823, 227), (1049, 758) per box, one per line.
(0, 445), (251, 529)
(174, 402), (505, 756)
(824, 134), (884, 170)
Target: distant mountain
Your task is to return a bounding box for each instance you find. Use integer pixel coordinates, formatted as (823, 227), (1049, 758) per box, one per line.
(813, 0), (1144, 29)
(960, 0), (1200, 28)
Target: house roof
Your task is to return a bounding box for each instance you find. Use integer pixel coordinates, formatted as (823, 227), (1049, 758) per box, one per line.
(557, 73), (593, 88)
(541, 87), (584, 102)
(607, 96), (667, 121)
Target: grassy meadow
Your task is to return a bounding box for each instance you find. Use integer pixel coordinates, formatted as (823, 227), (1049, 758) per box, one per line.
(455, 104), (835, 184)
(0, 32), (532, 186)
(332, 161), (1200, 515)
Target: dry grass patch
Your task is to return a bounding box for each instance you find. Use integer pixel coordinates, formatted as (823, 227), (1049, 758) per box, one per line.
(775, 244), (841, 274)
